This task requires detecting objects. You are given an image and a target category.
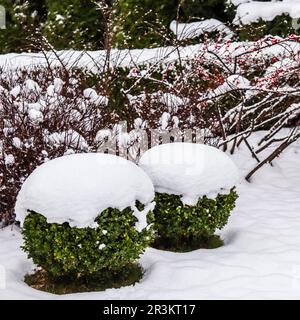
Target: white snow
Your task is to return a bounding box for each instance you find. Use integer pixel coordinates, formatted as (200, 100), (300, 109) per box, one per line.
(98, 244), (106, 250)
(234, 0), (300, 25)
(170, 19), (234, 40)
(83, 88), (109, 106)
(46, 85), (55, 97)
(83, 88), (98, 101)
(158, 93), (189, 111)
(28, 109), (44, 123)
(12, 137), (22, 149)
(1, 40), (300, 74)
(160, 112), (171, 130)
(95, 129), (112, 143)
(53, 78), (64, 94)
(206, 75), (250, 99)
(10, 85), (20, 98)
(2, 130), (300, 299)
(4, 154), (15, 166)
(23, 79), (41, 94)
(45, 130), (88, 150)
(139, 143), (239, 205)
(14, 153), (155, 230)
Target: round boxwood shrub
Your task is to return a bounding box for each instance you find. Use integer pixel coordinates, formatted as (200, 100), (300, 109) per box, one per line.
(139, 143), (239, 252)
(16, 153), (155, 293)
(22, 206), (154, 293)
(150, 188), (238, 251)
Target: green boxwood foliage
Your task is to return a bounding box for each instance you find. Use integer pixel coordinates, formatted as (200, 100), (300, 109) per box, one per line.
(0, 0), (47, 53)
(237, 14), (298, 41)
(43, 0), (105, 50)
(22, 207), (153, 279)
(112, 0), (178, 49)
(150, 188), (238, 251)
(180, 0), (235, 23)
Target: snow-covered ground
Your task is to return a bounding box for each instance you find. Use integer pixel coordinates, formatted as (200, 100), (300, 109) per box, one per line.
(1, 130), (300, 299)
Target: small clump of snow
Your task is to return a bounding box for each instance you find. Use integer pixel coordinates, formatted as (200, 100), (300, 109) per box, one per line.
(83, 88), (98, 101)
(98, 244), (106, 250)
(139, 143), (239, 206)
(53, 78), (64, 94)
(10, 85), (21, 98)
(15, 153), (155, 231)
(46, 85), (55, 97)
(23, 79), (41, 94)
(28, 109), (44, 123)
(45, 130), (88, 150)
(95, 129), (112, 143)
(134, 118), (143, 129)
(83, 88), (108, 106)
(4, 154), (15, 166)
(160, 112), (171, 130)
(12, 137), (22, 149)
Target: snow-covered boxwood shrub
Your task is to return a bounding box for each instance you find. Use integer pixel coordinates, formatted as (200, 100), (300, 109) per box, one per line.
(150, 189), (238, 251)
(16, 153), (155, 291)
(22, 207), (152, 278)
(139, 143), (239, 251)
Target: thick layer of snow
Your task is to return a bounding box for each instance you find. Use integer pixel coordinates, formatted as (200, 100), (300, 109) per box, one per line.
(234, 0), (300, 25)
(15, 153), (154, 230)
(139, 143), (239, 205)
(1, 40), (300, 74)
(2, 130), (300, 299)
(170, 19), (233, 40)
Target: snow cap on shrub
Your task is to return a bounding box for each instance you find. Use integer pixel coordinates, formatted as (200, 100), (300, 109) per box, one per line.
(15, 153), (155, 230)
(139, 143), (239, 206)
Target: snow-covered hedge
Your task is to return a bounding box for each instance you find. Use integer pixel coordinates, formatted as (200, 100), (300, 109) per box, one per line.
(18, 153), (155, 279)
(1, 35), (300, 226)
(139, 143), (239, 251)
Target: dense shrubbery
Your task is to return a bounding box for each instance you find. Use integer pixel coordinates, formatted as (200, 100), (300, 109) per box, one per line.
(1, 36), (300, 226)
(180, 0), (234, 23)
(0, 0), (105, 53)
(43, 0), (105, 50)
(112, 0), (178, 49)
(0, 67), (118, 225)
(0, 0), (46, 53)
(237, 14), (297, 41)
(1, 0), (299, 52)
(150, 189), (238, 251)
(22, 208), (153, 278)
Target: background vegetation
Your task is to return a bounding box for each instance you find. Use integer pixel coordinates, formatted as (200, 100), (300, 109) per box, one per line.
(0, 0), (299, 53)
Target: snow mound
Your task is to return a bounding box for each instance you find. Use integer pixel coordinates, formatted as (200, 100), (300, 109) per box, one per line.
(139, 143), (239, 205)
(15, 153), (155, 230)
(170, 19), (233, 40)
(233, 1), (300, 25)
